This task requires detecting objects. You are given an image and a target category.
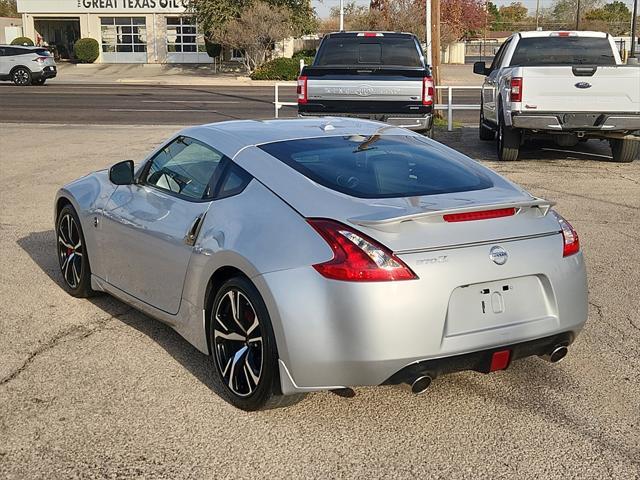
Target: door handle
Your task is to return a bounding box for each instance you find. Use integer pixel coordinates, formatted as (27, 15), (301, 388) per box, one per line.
(184, 214), (204, 246)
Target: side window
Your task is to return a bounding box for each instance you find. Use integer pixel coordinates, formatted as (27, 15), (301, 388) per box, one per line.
(216, 162), (252, 199)
(490, 39), (510, 71)
(0, 47), (5, 57)
(143, 136), (223, 200)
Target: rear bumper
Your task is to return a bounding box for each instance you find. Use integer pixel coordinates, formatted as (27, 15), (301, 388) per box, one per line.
(299, 112), (433, 131)
(511, 112), (640, 132)
(383, 332), (574, 385)
(255, 234), (588, 394)
(33, 66), (57, 80)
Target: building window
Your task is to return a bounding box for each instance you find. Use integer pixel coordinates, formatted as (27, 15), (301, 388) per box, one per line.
(231, 49), (245, 61)
(101, 17), (147, 53)
(166, 17), (205, 53)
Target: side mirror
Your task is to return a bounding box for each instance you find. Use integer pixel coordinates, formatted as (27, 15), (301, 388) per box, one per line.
(109, 160), (135, 185)
(473, 61), (488, 76)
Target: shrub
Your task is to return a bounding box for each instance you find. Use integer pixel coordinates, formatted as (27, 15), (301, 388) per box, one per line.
(251, 57), (300, 80)
(292, 49), (316, 61)
(11, 36), (34, 46)
(204, 39), (222, 58)
(74, 38), (100, 63)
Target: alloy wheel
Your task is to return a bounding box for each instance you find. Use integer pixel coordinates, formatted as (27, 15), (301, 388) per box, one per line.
(57, 213), (83, 289)
(213, 289), (263, 397)
(13, 69), (30, 85)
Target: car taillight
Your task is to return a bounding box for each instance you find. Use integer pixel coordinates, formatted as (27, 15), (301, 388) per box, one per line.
(551, 211), (580, 257)
(33, 56), (48, 63)
(510, 77), (523, 102)
(422, 76), (434, 106)
(297, 75), (307, 104)
(307, 218), (418, 282)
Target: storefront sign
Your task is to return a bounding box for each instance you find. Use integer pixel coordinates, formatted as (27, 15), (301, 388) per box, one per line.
(17, 0), (188, 14)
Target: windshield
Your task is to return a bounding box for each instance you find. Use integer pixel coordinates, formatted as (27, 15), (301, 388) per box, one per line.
(314, 36), (423, 67)
(259, 135), (493, 199)
(510, 37), (616, 66)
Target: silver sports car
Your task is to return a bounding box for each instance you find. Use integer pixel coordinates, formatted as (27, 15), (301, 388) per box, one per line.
(54, 118), (587, 410)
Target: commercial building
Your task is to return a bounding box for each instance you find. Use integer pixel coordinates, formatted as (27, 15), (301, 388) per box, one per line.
(16, 0), (213, 63)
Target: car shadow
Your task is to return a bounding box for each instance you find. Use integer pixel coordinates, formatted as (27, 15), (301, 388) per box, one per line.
(434, 126), (629, 163)
(16, 229), (219, 394)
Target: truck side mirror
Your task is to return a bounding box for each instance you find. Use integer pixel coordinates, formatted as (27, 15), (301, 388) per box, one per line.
(109, 160), (135, 185)
(473, 61), (489, 76)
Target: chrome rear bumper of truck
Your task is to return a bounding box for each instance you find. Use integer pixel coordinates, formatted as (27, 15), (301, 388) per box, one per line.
(511, 112), (640, 132)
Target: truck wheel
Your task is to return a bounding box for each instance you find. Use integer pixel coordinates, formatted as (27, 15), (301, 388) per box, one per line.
(497, 112), (521, 161)
(479, 111), (495, 141)
(610, 139), (639, 163)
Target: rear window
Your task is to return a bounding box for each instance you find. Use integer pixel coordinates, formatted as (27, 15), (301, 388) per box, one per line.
(34, 48), (51, 56)
(314, 36), (422, 67)
(510, 37), (616, 66)
(259, 135), (493, 199)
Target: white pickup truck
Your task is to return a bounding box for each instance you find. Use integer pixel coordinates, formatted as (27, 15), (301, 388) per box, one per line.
(473, 31), (640, 162)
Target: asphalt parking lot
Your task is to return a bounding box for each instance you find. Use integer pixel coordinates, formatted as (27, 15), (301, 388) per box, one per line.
(1, 123), (639, 478)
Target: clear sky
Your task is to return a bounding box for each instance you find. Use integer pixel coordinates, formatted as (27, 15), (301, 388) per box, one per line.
(312, 0), (637, 19)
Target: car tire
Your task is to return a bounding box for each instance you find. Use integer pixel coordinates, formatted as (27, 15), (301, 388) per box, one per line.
(11, 67), (32, 86)
(610, 138), (639, 163)
(208, 276), (306, 411)
(497, 110), (521, 161)
(56, 204), (96, 298)
(32, 78), (46, 86)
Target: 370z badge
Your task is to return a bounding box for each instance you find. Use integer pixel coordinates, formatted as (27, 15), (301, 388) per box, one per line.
(489, 246), (508, 265)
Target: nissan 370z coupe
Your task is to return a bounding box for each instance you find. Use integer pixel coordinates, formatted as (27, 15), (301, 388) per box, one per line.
(54, 118), (588, 410)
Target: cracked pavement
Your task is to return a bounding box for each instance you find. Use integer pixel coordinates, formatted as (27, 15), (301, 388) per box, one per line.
(1, 124), (639, 479)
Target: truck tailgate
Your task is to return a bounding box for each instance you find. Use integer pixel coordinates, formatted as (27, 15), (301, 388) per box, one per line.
(520, 66), (640, 113)
(306, 72), (423, 102)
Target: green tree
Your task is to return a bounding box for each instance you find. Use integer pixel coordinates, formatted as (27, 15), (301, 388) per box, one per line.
(0, 0), (18, 17)
(585, 1), (632, 34)
(585, 1), (631, 21)
(187, 0), (316, 40)
(549, 0), (603, 27)
(498, 2), (528, 23)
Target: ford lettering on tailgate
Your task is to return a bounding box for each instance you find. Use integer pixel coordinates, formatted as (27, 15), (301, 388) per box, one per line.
(323, 85), (401, 97)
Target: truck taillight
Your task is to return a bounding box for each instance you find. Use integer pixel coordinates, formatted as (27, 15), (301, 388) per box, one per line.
(307, 218), (418, 282)
(510, 77), (523, 102)
(422, 76), (434, 106)
(297, 75), (307, 104)
(551, 211), (580, 257)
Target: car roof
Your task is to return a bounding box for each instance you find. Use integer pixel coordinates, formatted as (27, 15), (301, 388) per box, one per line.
(182, 118), (418, 159)
(517, 30), (608, 39)
(324, 31), (417, 38)
(0, 44), (41, 49)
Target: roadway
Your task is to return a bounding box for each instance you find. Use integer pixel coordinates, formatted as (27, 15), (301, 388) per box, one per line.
(0, 83), (480, 125)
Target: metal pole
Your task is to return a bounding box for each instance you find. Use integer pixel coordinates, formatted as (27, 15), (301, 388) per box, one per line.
(274, 84), (279, 118)
(339, 0), (344, 31)
(535, 0), (540, 30)
(447, 86), (453, 131)
(630, 0), (638, 58)
(575, 0), (581, 30)
(425, 0), (432, 65)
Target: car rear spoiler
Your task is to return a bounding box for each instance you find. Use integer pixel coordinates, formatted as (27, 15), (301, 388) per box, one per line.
(349, 197), (555, 228)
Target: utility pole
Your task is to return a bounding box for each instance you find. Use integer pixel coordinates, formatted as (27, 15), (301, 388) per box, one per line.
(631, 0), (638, 59)
(425, 0), (432, 65)
(535, 0), (540, 30)
(339, 0), (344, 31)
(431, 0), (441, 103)
(575, 0), (581, 29)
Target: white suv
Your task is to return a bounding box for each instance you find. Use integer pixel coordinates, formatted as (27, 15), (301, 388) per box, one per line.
(0, 45), (57, 86)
